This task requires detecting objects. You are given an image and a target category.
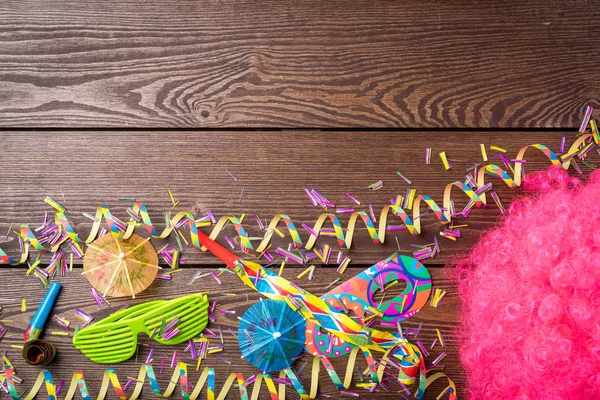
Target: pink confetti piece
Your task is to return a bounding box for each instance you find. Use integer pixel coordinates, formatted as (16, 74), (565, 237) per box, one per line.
(253, 213), (265, 230)
(205, 210), (216, 224)
(416, 341), (429, 357)
(580, 105), (593, 133)
(490, 191), (506, 214)
(310, 189), (335, 207)
(123, 379), (133, 392)
(146, 348), (154, 364)
(210, 272), (222, 285)
(303, 188), (318, 207)
(369, 203), (377, 222)
(238, 185), (246, 202)
(345, 193), (361, 205)
(225, 169), (238, 182)
(301, 223), (318, 237)
(224, 235), (236, 249)
(431, 352), (447, 365)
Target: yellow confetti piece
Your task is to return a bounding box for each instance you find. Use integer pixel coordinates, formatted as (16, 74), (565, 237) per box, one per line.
(51, 331), (69, 336)
(296, 265), (314, 279)
(69, 253), (74, 272)
(431, 288), (447, 308)
(163, 269), (184, 275)
(26, 260), (40, 276)
(480, 143), (488, 161)
(439, 151), (451, 170)
(490, 145), (507, 153)
(274, 228), (285, 238)
(171, 250), (180, 269)
(356, 383), (377, 388)
(406, 188), (416, 210)
(167, 189), (177, 206)
(11, 345), (23, 349)
(274, 261), (284, 277)
(436, 328), (445, 347)
(21, 299), (26, 312)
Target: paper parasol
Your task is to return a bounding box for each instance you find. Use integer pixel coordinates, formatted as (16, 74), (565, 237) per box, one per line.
(238, 299), (306, 372)
(83, 233), (158, 298)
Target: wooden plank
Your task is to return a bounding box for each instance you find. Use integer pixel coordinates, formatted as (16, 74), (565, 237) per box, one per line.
(0, 268), (461, 399)
(0, 130), (580, 266)
(0, 0), (597, 128)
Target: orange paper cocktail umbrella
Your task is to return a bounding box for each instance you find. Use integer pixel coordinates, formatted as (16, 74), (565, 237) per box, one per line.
(83, 233), (158, 298)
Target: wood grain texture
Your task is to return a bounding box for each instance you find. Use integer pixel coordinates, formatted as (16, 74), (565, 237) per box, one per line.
(0, 0), (598, 128)
(0, 130), (585, 266)
(0, 268), (462, 399)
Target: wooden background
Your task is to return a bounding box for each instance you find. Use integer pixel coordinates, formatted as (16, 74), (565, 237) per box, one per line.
(0, 1), (599, 398)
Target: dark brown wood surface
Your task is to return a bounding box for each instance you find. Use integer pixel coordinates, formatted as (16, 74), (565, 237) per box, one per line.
(0, 130), (574, 266)
(0, 129), (596, 399)
(0, 0), (598, 128)
(0, 268), (461, 399)
(1, 1), (598, 398)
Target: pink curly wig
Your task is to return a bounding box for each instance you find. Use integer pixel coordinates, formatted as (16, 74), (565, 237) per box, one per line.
(457, 166), (600, 399)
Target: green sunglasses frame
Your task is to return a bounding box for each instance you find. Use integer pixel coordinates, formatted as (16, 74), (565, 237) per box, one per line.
(73, 293), (209, 364)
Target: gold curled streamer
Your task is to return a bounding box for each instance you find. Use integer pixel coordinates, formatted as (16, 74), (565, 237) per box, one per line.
(1, 346), (453, 400)
(473, 133), (595, 205)
(3, 132), (595, 266)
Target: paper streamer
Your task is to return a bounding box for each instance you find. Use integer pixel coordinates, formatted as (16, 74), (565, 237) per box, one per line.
(2, 127), (597, 266)
(305, 254), (431, 359)
(226, 256), (447, 397)
(1, 254), (453, 399)
(1, 355), (455, 400)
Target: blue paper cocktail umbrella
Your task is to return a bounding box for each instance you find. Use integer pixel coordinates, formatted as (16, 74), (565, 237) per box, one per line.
(238, 299), (306, 372)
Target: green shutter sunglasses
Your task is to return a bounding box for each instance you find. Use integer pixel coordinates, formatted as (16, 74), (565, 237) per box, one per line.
(73, 293), (209, 364)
